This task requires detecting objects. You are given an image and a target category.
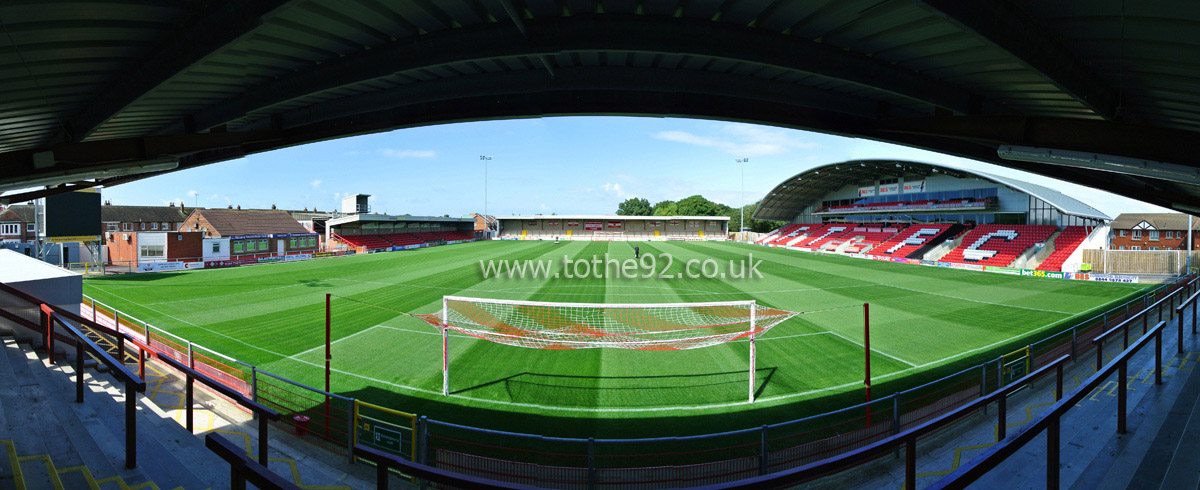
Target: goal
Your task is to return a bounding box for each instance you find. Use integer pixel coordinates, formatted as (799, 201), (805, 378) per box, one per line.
(416, 296), (798, 402)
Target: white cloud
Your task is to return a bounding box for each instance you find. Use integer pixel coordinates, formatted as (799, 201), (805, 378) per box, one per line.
(378, 149), (436, 159)
(601, 182), (627, 198)
(652, 123), (819, 157)
(187, 190), (199, 197)
(311, 179), (322, 189)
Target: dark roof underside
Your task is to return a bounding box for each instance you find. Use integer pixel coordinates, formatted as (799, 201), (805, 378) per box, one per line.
(1, 1), (1199, 214)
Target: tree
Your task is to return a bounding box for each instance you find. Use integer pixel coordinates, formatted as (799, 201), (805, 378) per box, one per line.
(677, 195), (721, 216)
(728, 201), (786, 233)
(652, 200), (678, 216)
(616, 197), (653, 216)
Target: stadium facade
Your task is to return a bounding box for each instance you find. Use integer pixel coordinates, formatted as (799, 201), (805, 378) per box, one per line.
(753, 160), (1112, 273)
(497, 215), (729, 241)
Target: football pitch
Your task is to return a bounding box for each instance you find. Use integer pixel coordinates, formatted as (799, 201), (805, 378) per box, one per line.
(81, 240), (1148, 437)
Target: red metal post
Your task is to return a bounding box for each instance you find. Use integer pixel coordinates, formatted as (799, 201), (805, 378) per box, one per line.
(325, 293), (332, 438)
(864, 303), (871, 426)
(40, 304), (54, 364)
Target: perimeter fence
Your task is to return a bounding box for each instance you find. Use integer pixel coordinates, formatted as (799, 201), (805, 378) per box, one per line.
(70, 275), (1194, 489)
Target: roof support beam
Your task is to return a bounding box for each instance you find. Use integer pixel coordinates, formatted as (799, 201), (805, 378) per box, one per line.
(912, 0), (1119, 121)
(873, 115), (1200, 168)
(166, 13), (991, 134)
(55, 0), (295, 143)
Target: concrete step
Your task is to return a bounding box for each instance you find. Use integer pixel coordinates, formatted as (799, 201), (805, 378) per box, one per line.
(0, 338), (55, 490)
(74, 361), (228, 490)
(3, 334), (220, 490)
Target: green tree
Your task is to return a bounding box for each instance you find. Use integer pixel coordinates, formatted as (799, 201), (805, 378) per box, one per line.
(616, 197), (653, 216)
(676, 195), (719, 216)
(652, 200), (678, 216)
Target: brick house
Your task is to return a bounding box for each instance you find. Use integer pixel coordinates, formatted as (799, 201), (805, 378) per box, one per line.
(1110, 213), (1200, 250)
(180, 208), (318, 258)
(101, 201), (191, 234)
(101, 202), (193, 262)
(107, 231), (205, 267)
(0, 205), (36, 243)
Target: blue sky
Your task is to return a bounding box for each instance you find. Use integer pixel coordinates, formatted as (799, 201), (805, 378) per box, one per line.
(99, 116), (1169, 218)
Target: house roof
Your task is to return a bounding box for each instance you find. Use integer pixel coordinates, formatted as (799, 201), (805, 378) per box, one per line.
(191, 209), (310, 236)
(101, 205), (191, 223)
(0, 205), (34, 222)
(1110, 213), (1200, 231)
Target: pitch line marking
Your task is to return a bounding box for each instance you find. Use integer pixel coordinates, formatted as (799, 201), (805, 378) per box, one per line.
(824, 330), (917, 367)
(288, 325), (388, 360)
(82, 284), (1119, 413)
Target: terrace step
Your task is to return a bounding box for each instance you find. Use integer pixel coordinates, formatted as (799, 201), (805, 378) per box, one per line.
(0, 331), (228, 490)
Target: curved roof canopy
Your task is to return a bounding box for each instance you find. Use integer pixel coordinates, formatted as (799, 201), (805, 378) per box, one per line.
(2, 1), (1200, 212)
(753, 159), (1108, 222)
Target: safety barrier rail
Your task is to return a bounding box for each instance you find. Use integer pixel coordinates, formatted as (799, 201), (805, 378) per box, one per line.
(929, 320), (1169, 489)
(205, 434), (301, 490)
(0, 281), (281, 471)
(46, 305), (148, 468)
(1093, 277), (1196, 369)
(1175, 285), (1200, 352)
(155, 349), (281, 465)
(61, 274), (1189, 489)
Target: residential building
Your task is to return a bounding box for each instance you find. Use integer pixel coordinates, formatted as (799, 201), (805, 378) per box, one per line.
(180, 208), (319, 258)
(1109, 213), (1200, 250)
(0, 205), (36, 243)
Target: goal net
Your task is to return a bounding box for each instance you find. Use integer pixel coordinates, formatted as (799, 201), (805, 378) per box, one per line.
(415, 296), (797, 350)
(416, 296), (799, 402)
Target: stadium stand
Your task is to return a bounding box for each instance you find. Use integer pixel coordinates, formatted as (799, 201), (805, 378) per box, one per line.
(1035, 226), (1092, 272)
(772, 224), (819, 247)
(939, 224), (1058, 267)
(867, 224), (957, 259)
(762, 224), (806, 246)
(841, 225), (907, 254)
(793, 224), (851, 249)
(816, 197), (995, 214)
(335, 230), (474, 249)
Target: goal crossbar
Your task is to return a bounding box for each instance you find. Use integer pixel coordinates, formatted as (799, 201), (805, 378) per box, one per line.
(417, 296), (799, 403)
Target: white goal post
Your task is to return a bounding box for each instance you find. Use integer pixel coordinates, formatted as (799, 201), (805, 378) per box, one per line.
(419, 296), (799, 403)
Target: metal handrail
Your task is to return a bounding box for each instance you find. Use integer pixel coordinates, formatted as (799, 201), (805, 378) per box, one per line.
(408, 356), (1069, 490)
(38, 307), (146, 469)
(205, 434), (301, 490)
(929, 321), (1168, 490)
(51, 314), (146, 391)
(156, 352), (281, 465)
(353, 444), (540, 490)
(1093, 278), (1194, 369)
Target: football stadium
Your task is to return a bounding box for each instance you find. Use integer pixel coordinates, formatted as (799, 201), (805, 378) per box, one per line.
(4, 3), (1200, 489)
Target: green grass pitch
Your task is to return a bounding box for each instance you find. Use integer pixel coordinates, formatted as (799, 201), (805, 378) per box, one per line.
(81, 240), (1148, 437)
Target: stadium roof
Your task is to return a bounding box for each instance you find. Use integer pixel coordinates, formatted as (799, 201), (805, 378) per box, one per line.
(499, 216), (729, 221)
(2, 2), (1200, 213)
(327, 214), (474, 227)
(753, 160), (1109, 222)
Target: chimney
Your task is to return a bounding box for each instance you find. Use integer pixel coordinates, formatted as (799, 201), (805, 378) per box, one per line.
(236, 205), (241, 210)
(168, 202), (175, 207)
(271, 204), (277, 210)
(228, 205), (233, 209)
(105, 200), (111, 206)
